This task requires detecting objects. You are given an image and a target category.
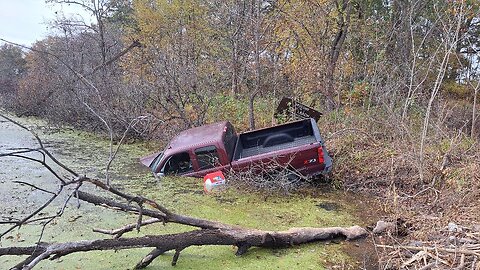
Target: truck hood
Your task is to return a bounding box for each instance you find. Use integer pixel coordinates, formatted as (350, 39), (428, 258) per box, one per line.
(140, 151), (161, 167)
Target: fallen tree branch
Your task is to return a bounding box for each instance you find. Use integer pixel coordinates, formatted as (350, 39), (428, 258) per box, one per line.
(76, 189), (237, 230)
(2, 226), (367, 269)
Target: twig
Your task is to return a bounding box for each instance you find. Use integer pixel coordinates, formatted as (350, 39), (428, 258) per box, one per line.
(93, 218), (161, 238)
(419, 262), (436, 270)
(104, 115), (149, 185)
(7, 154), (66, 184)
(0, 186), (63, 239)
(172, 248), (182, 266)
(0, 113), (78, 177)
(12, 181), (55, 195)
(376, 244), (480, 257)
(454, 254), (465, 270)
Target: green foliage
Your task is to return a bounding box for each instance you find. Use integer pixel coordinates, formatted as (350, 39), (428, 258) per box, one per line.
(0, 44), (26, 76)
(441, 81), (471, 99)
(206, 94), (278, 131)
(107, 0), (137, 29)
(0, 44), (27, 103)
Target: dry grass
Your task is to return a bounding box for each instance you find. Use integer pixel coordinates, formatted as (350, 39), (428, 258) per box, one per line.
(319, 106), (480, 269)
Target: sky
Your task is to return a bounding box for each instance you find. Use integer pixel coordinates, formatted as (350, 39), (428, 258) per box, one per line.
(0, 0), (92, 45)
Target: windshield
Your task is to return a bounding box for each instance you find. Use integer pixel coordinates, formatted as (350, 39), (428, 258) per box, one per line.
(150, 152), (164, 172)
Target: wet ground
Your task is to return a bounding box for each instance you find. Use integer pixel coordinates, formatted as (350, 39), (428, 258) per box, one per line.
(0, 116), (379, 269)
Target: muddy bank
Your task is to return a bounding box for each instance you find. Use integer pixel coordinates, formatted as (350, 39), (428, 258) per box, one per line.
(0, 116), (379, 269)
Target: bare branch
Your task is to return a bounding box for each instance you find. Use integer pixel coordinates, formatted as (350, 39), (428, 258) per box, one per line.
(0, 113), (78, 178)
(12, 181), (56, 195)
(2, 226), (367, 269)
(93, 218), (162, 238)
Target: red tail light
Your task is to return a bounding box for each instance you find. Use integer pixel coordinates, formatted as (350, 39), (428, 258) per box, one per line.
(317, 147), (325, 164)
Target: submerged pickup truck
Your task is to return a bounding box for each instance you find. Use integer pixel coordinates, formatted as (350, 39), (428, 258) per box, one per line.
(141, 118), (332, 179)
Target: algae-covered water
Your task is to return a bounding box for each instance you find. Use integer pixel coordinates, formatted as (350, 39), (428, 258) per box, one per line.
(0, 116), (374, 269)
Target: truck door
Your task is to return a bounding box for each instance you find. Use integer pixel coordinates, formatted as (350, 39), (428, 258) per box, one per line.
(192, 145), (228, 177)
(160, 151), (194, 176)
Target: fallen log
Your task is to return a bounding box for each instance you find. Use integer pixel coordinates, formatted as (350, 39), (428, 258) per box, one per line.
(2, 225), (367, 270)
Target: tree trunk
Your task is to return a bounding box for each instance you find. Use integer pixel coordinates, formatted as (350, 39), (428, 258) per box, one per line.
(249, 94), (256, 130)
(472, 83), (479, 138)
(249, 0), (262, 130)
(325, 0), (352, 110)
(4, 226), (367, 270)
(231, 40), (239, 96)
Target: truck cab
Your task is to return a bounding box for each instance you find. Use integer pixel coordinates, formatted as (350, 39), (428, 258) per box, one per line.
(142, 121), (234, 177)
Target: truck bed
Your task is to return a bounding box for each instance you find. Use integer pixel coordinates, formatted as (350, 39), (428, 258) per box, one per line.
(238, 135), (316, 159)
(233, 119), (319, 160)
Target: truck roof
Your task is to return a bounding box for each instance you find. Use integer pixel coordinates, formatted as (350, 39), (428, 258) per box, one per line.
(167, 121), (229, 152)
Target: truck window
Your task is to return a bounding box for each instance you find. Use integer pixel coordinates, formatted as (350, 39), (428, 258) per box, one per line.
(195, 145), (220, 170)
(162, 152), (193, 175)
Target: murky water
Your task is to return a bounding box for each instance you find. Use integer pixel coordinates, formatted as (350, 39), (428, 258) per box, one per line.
(0, 116), (378, 270)
(0, 120), (61, 216)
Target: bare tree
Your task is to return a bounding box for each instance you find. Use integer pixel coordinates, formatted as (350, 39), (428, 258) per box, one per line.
(418, 1), (464, 182)
(248, 0), (263, 130)
(325, 0), (352, 110)
(402, 1), (441, 120)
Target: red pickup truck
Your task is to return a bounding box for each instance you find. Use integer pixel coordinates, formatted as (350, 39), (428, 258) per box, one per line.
(141, 118), (332, 179)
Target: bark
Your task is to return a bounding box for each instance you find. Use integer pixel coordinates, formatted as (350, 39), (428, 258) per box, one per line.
(249, 94), (256, 130)
(75, 189), (236, 230)
(249, 0), (262, 130)
(472, 83), (479, 138)
(325, 0), (352, 110)
(3, 226), (367, 270)
(232, 41), (239, 95)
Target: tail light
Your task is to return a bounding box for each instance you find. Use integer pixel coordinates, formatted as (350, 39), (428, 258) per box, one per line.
(317, 147), (325, 164)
